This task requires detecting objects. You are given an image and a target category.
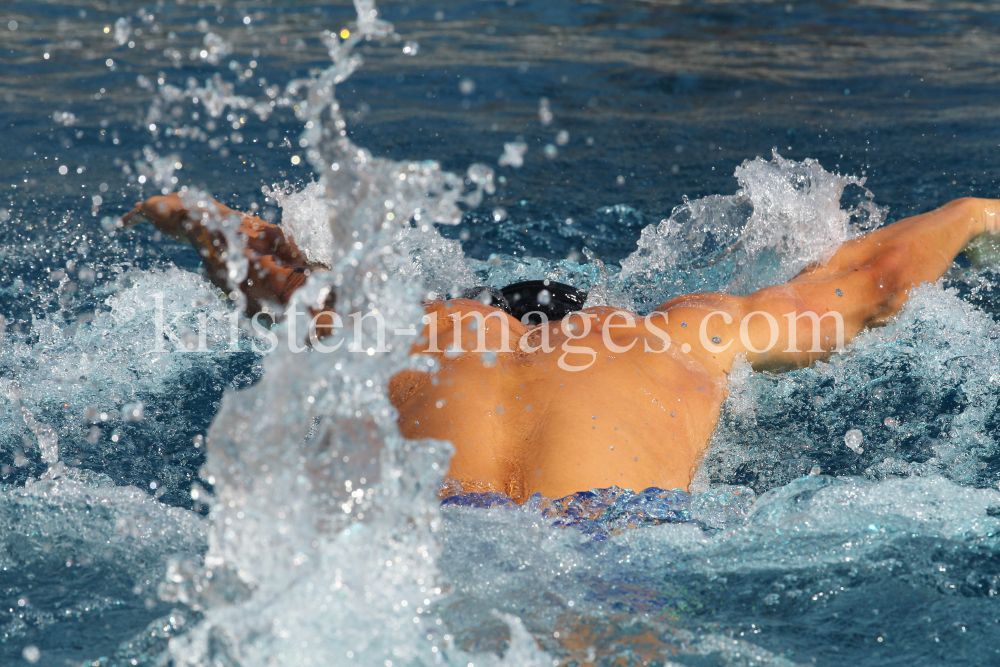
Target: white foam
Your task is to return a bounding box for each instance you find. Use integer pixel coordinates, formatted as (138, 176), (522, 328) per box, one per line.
(0, 267), (249, 469)
(618, 150), (884, 309)
(0, 472), (204, 645)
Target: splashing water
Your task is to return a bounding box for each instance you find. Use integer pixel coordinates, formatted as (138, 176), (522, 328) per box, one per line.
(0, 266), (259, 502)
(4, 382), (59, 465)
(144, 4), (1000, 664)
(698, 281), (1000, 496)
(158, 2), (502, 665)
(618, 150), (885, 311)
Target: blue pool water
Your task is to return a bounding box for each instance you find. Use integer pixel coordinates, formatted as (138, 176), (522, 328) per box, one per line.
(2, 1), (1000, 665)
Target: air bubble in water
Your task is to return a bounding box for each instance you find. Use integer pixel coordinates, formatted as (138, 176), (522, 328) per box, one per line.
(537, 289), (552, 305)
(555, 130), (569, 145)
(402, 40), (419, 55)
(459, 78), (476, 95)
(844, 429), (864, 454)
(543, 144), (558, 159)
(492, 207), (507, 222)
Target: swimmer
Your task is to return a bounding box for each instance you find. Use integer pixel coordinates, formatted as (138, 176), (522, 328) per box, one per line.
(123, 194), (1000, 501)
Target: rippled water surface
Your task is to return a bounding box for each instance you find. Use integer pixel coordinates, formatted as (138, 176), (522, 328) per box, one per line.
(2, 1), (1000, 666)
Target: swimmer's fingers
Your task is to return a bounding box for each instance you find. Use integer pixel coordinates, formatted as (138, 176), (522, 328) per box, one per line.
(121, 194), (199, 242)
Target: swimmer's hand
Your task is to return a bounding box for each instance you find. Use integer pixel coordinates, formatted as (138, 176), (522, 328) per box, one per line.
(121, 193), (235, 243)
(124, 192), (323, 315)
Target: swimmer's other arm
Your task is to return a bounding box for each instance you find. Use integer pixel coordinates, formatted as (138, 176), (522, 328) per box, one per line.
(655, 197), (1000, 373)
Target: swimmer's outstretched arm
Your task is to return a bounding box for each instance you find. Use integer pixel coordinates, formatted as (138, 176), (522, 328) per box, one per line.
(123, 194), (319, 315)
(657, 197), (1000, 372)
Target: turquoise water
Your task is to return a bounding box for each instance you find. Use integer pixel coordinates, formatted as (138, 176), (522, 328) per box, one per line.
(1, 1), (1000, 665)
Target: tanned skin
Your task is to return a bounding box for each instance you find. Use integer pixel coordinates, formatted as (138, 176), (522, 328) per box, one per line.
(124, 194), (1000, 501)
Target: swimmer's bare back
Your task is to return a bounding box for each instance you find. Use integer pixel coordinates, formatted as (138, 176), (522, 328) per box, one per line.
(126, 194), (1000, 500)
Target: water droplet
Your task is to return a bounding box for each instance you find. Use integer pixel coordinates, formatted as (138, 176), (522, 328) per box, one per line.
(122, 401), (145, 422)
(538, 97), (552, 126)
(498, 142), (527, 168)
(844, 429), (864, 453)
(22, 645), (39, 663)
(836, 288), (844, 297)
